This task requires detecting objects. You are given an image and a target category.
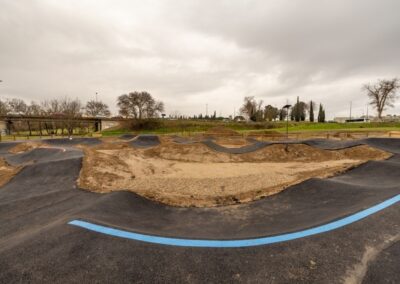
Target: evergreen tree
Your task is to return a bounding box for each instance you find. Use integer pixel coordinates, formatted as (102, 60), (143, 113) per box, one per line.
(309, 100), (314, 122)
(278, 108), (287, 121)
(264, 105), (279, 121)
(295, 96), (300, 121)
(291, 97), (308, 122)
(318, 103), (326, 122)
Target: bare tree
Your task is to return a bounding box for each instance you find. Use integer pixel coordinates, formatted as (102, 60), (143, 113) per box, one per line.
(117, 91), (164, 119)
(0, 99), (10, 115)
(363, 78), (400, 119)
(60, 97), (82, 136)
(26, 101), (43, 116)
(40, 99), (63, 135)
(25, 101), (43, 135)
(7, 98), (27, 115)
(240, 96), (256, 120)
(39, 98), (82, 136)
(85, 100), (111, 117)
(41, 99), (62, 115)
(240, 96), (264, 121)
(170, 110), (181, 119)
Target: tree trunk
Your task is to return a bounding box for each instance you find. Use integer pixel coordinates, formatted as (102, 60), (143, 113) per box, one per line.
(27, 120), (32, 136)
(39, 121), (43, 136)
(378, 109), (383, 120)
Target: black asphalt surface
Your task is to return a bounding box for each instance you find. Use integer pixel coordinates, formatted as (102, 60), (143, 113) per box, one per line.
(192, 136), (400, 154)
(202, 139), (272, 154)
(302, 138), (365, 150)
(130, 135), (161, 148)
(119, 134), (137, 140)
(0, 142), (20, 156)
(42, 137), (102, 146)
(0, 138), (399, 283)
(362, 240), (400, 284)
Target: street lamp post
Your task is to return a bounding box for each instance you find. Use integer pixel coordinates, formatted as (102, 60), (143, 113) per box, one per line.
(283, 104), (291, 140)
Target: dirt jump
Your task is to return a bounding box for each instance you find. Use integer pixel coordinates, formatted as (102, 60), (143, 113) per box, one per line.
(0, 134), (399, 283)
(77, 135), (391, 207)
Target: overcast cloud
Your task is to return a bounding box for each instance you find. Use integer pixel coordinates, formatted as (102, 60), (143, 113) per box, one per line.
(1, 0), (400, 118)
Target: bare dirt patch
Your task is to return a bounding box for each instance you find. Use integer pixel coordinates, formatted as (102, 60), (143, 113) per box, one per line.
(78, 140), (390, 207)
(0, 158), (21, 187)
(205, 126), (240, 137)
(213, 137), (252, 148)
(8, 142), (43, 154)
(144, 142), (388, 163)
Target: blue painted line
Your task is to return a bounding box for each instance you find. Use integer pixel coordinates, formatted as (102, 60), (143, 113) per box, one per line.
(68, 194), (400, 248)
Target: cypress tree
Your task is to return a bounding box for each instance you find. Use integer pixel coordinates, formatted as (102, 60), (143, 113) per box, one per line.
(318, 103), (326, 123)
(295, 96), (300, 121)
(309, 101), (314, 122)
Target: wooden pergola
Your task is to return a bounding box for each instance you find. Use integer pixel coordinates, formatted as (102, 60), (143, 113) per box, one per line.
(0, 115), (103, 136)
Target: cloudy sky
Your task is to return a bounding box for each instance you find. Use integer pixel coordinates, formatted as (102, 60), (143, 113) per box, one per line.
(1, 0), (400, 118)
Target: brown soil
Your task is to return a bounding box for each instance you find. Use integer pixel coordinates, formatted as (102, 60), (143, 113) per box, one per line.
(78, 140), (390, 207)
(248, 130), (285, 137)
(205, 126), (240, 136)
(0, 158), (21, 187)
(143, 142), (388, 163)
(8, 142), (43, 154)
(213, 137), (251, 147)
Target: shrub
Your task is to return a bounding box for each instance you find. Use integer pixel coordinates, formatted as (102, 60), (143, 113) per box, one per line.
(121, 119), (163, 131)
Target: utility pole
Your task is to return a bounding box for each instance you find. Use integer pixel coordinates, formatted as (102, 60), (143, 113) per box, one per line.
(206, 104), (208, 117)
(349, 101), (352, 121)
(366, 104), (369, 121)
(283, 102), (291, 140)
(95, 92), (98, 102)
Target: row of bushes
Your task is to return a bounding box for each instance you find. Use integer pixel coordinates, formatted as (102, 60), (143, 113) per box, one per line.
(119, 119), (283, 132)
(112, 119), (400, 134)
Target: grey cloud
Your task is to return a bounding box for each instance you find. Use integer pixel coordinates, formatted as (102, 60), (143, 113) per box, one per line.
(0, 0), (399, 118)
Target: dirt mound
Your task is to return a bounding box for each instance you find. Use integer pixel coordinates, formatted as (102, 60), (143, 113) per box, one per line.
(143, 142), (389, 163)
(248, 130), (285, 137)
(0, 158), (21, 187)
(332, 132), (356, 139)
(205, 127), (240, 137)
(213, 137), (251, 147)
(78, 140), (391, 207)
(144, 142), (232, 163)
(8, 142), (43, 154)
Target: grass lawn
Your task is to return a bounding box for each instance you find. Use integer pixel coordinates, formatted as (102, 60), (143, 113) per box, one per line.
(264, 123), (400, 133)
(101, 120), (400, 136)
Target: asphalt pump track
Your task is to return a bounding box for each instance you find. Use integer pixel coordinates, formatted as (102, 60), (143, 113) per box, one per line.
(0, 138), (399, 283)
